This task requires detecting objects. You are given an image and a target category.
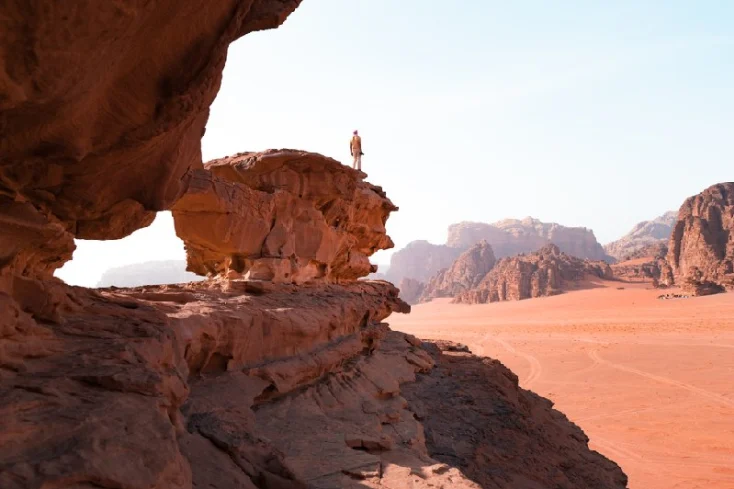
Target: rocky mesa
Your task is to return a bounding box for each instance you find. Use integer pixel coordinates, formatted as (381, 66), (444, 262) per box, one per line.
(455, 244), (613, 304)
(388, 217), (610, 285)
(0, 2), (627, 489)
(665, 182), (734, 293)
(418, 240), (497, 302)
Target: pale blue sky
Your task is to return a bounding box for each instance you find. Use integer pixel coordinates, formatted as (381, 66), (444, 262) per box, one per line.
(57, 1), (733, 286)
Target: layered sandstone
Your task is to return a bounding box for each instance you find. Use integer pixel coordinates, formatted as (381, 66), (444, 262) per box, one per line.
(455, 244), (613, 304)
(172, 150), (395, 283)
(0, 3), (627, 488)
(388, 218), (609, 285)
(666, 182), (734, 290)
(0, 278), (627, 489)
(419, 240), (496, 303)
(604, 211), (677, 261)
(0, 0), (303, 305)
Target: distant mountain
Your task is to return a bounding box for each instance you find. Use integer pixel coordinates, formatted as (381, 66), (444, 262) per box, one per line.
(447, 218), (609, 261)
(96, 260), (203, 288)
(387, 217), (609, 284)
(454, 244), (613, 304)
(385, 240), (464, 283)
(604, 211), (676, 261)
(418, 240), (496, 303)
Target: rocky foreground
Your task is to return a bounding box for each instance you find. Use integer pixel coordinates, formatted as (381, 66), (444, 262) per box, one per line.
(0, 2), (627, 487)
(0, 147), (628, 489)
(0, 279), (627, 489)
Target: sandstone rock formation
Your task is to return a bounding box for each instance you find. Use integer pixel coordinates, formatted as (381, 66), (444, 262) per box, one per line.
(419, 240), (496, 302)
(172, 150), (395, 283)
(401, 341), (629, 489)
(388, 218), (609, 285)
(455, 244), (613, 304)
(398, 277), (426, 305)
(0, 0), (304, 307)
(604, 211), (677, 261)
(610, 244), (669, 284)
(0, 277), (627, 489)
(666, 182), (734, 290)
(448, 218), (611, 262)
(0, 3), (627, 488)
(681, 278), (726, 296)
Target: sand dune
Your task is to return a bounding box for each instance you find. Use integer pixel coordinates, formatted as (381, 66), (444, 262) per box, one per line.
(390, 281), (734, 489)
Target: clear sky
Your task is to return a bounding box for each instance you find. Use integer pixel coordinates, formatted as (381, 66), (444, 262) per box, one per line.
(56, 0), (733, 286)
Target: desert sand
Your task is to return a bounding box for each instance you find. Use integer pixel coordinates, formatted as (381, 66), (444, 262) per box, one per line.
(390, 281), (734, 489)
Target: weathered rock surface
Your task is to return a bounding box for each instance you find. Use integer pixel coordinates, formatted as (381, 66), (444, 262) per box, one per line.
(610, 244), (669, 284)
(666, 182), (734, 290)
(0, 3), (628, 487)
(172, 150), (395, 283)
(0, 279), (401, 489)
(398, 277), (426, 305)
(0, 0), (303, 303)
(401, 341), (628, 489)
(419, 240), (496, 303)
(0, 278), (628, 489)
(455, 244), (613, 304)
(681, 278), (726, 296)
(388, 218), (610, 285)
(604, 211), (677, 261)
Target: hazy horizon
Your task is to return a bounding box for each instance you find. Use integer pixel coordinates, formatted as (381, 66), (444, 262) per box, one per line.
(55, 1), (733, 287)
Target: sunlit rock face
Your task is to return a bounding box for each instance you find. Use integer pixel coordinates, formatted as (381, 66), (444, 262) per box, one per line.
(0, 2), (627, 488)
(172, 150), (397, 283)
(666, 182), (734, 292)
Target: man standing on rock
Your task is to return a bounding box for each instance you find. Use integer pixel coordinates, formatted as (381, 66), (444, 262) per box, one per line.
(350, 130), (363, 170)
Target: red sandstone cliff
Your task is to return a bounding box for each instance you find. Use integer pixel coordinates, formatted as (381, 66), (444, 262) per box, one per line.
(609, 243), (669, 285)
(666, 182), (734, 292)
(0, 158), (627, 488)
(418, 240), (496, 303)
(0, 3), (627, 488)
(455, 244), (613, 304)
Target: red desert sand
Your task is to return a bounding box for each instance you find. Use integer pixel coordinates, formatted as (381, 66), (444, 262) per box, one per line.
(390, 280), (734, 489)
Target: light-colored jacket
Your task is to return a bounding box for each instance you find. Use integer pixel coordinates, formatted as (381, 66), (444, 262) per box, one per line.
(350, 135), (362, 155)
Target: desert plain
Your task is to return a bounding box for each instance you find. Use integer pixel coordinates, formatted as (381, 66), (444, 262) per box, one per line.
(391, 280), (734, 489)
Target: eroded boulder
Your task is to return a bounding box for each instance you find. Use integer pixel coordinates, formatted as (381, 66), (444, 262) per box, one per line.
(172, 150), (397, 283)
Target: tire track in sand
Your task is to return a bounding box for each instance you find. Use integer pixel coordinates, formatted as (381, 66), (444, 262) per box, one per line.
(588, 349), (734, 408)
(493, 337), (543, 389)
